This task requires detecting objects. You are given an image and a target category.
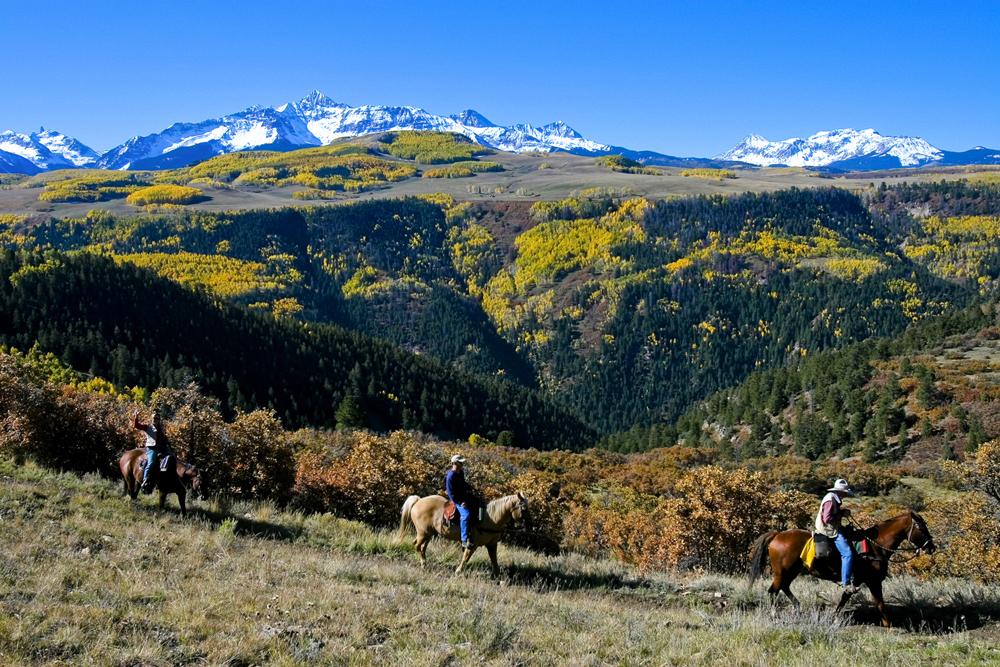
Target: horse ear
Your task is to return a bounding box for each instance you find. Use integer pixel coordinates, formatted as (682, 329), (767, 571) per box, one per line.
(516, 491), (525, 500)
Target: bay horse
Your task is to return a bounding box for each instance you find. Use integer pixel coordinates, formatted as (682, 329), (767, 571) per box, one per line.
(398, 493), (528, 576)
(749, 510), (935, 627)
(119, 448), (204, 517)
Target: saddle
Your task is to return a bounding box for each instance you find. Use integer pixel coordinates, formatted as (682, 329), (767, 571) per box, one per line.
(140, 453), (174, 474)
(443, 501), (457, 523)
(802, 533), (877, 571)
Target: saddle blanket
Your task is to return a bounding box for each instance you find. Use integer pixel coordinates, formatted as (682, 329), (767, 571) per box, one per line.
(801, 534), (874, 570)
(443, 500), (457, 523)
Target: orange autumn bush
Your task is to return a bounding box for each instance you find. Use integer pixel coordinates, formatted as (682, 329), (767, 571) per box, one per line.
(901, 494), (1000, 583)
(292, 430), (442, 525)
(565, 466), (813, 573)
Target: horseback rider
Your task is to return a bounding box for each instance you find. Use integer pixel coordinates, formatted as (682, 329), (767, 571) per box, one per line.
(132, 410), (170, 493)
(445, 454), (477, 550)
(816, 478), (857, 594)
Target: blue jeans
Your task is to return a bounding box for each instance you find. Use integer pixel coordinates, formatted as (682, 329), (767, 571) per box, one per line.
(834, 532), (854, 586)
(142, 449), (160, 485)
(455, 503), (472, 545)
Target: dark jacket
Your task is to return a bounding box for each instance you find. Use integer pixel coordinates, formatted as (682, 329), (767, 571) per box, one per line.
(445, 468), (471, 505)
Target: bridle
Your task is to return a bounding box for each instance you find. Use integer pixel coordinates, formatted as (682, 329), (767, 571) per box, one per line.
(855, 515), (933, 563)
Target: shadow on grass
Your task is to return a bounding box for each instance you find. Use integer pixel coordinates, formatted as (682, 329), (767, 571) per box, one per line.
(500, 561), (657, 593)
(131, 498), (302, 542)
(850, 603), (1000, 634)
(189, 506), (302, 541)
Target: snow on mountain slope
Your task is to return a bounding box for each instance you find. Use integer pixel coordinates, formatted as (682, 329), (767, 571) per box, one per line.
(95, 91), (611, 170)
(719, 128), (944, 168)
(0, 128), (98, 171)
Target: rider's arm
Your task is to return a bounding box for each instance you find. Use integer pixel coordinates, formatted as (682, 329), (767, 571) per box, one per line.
(445, 472), (455, 502)
(820, 500), (836, 525)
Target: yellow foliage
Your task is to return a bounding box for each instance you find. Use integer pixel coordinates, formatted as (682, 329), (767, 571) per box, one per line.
(595, 155), (663, 175)
(680, 168), (737, 181)
(175, 145), (416, 193)
(125, 184), (205, 206)
(38, 171), (150, 202)
(822, 257), (887, 280)
(422, 161), (503, 178)
(114, 252), (298, 298)
(511, 199), (646, 291)
(378, 131), (490, 164)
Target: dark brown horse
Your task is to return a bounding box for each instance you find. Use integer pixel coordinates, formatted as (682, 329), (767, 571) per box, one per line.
(749, 511), (935, 627)
(119, 448), (204, 517)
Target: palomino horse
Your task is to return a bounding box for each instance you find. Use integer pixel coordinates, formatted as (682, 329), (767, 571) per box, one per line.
(399, 492), (528, 576)
(119, 448), (204, 517)
(749, 510), (935, 626)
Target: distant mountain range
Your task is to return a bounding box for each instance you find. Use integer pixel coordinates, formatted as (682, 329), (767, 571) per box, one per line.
(719, 128), (1000, 171)
(1, 92), (998, 174)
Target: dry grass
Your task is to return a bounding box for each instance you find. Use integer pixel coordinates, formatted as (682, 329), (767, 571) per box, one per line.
(1, 459), (999, 665)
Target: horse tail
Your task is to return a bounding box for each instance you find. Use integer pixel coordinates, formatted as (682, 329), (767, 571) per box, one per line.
(748, 530), (778, 582)
(398, 495), (420, 540)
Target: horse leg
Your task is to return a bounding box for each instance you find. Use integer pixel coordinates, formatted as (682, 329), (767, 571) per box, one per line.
(158, 489), (167, 511)
(414, 532), (428, 567)
(780, 562), (802, 606)
(867, 580), (890, 628)
(486, 543), (500, 578)
(177, 487), (187, 518)
(835, 588), (854, 615)
(125, 467), (138, 499)
(455, 545), (476, 575)
(767, 571), (782, 602)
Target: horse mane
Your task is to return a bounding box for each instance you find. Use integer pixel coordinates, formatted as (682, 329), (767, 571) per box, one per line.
(485, 494), (519, 525)
(867, 509), (922, 548)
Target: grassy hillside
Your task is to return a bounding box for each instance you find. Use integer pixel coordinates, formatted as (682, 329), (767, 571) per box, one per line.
(2, 459), (1000, 665)
(2, 133), (998, 219)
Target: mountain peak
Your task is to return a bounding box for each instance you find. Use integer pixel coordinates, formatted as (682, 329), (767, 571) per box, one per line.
(450, 109), (495, 128)
(297, 90), (338, 109)
(0, 127), (98, 169)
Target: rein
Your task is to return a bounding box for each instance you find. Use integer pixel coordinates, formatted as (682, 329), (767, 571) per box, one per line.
(850, 515), (932, 564)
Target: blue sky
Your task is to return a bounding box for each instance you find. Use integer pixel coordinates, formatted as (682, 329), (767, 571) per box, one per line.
(3, 1), (998, 155)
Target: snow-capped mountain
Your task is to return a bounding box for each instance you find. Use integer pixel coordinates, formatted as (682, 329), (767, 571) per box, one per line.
(719, 129), (945, 169)
(0, 128), (99, 172)
(3, 98), (998, 175)
(97, 91), (611, 170)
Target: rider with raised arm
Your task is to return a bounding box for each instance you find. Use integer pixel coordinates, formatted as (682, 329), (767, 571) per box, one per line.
(132, 410), (169, 493)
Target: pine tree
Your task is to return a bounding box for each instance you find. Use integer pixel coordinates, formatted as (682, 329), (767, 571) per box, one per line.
(335, 391), (365, 429)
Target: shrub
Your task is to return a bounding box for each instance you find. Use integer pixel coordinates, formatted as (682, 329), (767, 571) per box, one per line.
(680, 168), (737, 181)
(564, 465), (813, 573)
(379, 131), (489, 164)
(423, 161), (504, 178)
(0, 354), (134, 474)
(595, 155), (663, 175)
(37, 172), (150, 202)
(902, 493), (1000, 583)
(126, 184), (206, 206)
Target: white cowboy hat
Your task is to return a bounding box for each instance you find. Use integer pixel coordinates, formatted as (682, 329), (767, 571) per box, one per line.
(450, 454), (466, 464)
(828, 478), (854, 495)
